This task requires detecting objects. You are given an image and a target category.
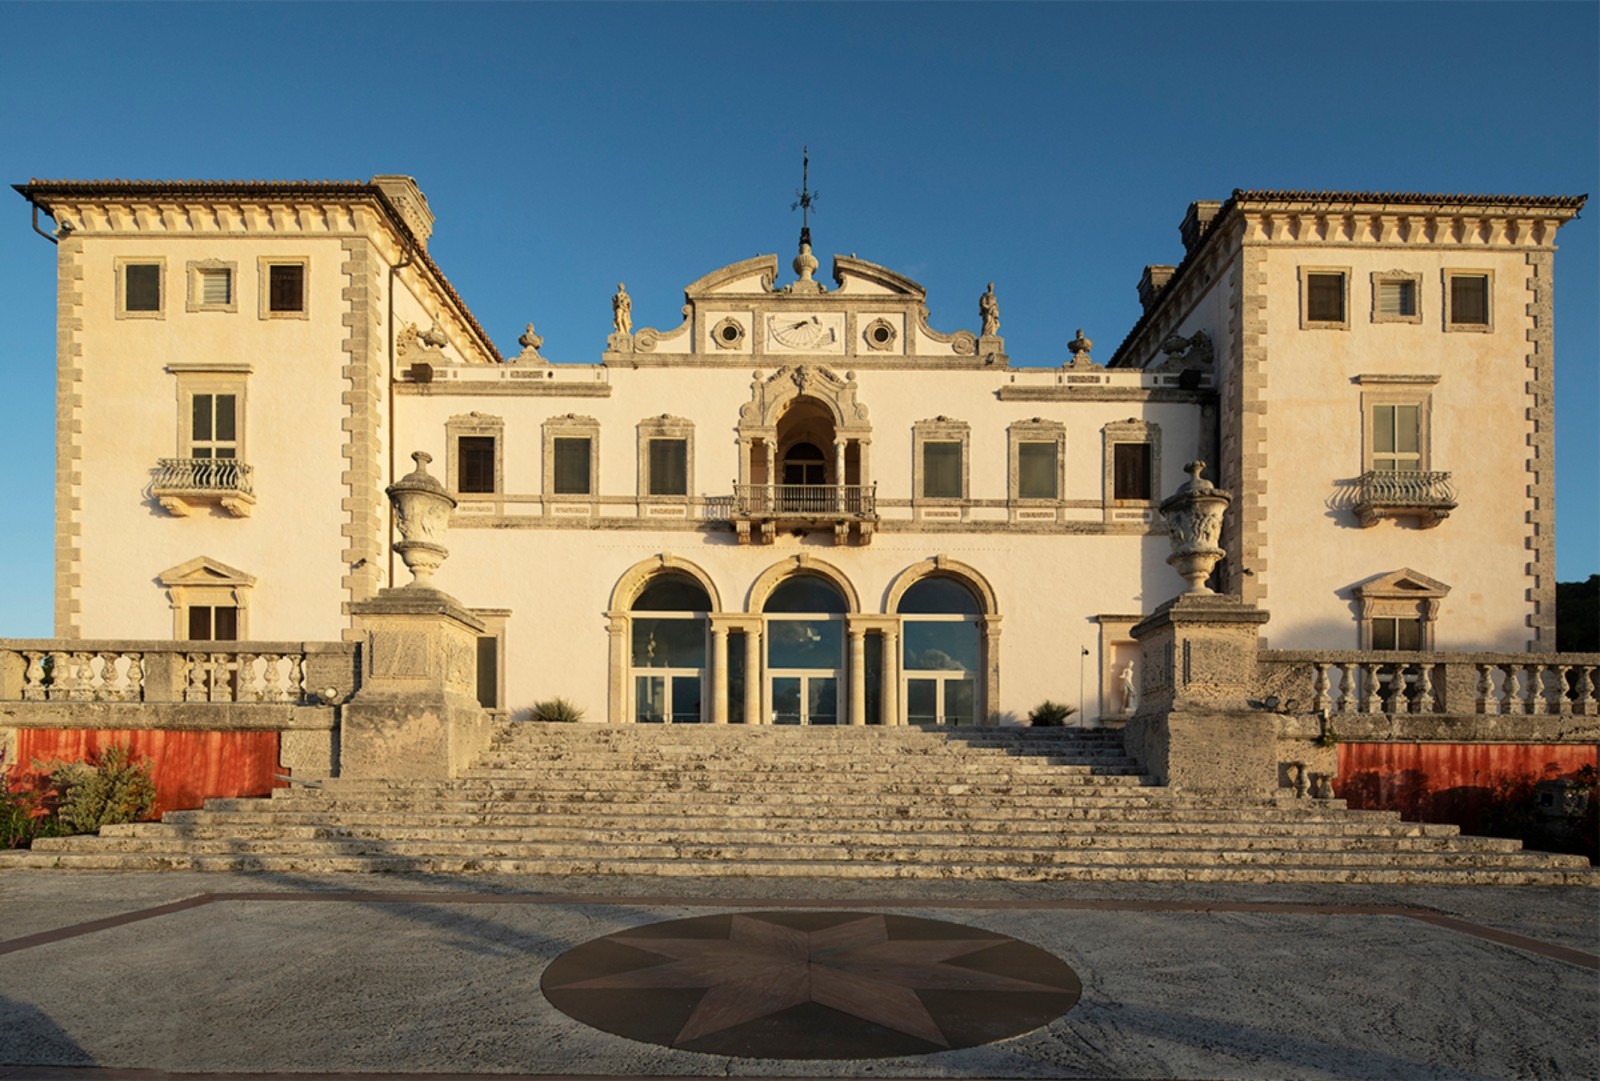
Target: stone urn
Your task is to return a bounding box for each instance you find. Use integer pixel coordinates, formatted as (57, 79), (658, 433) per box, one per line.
(1159, 460), (1231, 593)
(387, 451), (456, 587)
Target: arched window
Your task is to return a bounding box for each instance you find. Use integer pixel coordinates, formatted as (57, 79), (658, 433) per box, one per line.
(763, 575), (846, 725)
(898, 577), (981, 725)
(630, 573), (710, 723)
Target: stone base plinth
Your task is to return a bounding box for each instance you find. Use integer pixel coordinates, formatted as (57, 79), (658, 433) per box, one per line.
(341, 587), (489, 779)
(1130, 593), (1270, 715)
(1123, 708), (1277, 795)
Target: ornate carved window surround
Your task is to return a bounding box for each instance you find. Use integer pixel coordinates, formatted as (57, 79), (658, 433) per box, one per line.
(185, 258), (239, 314)
(1369, 269), (1422, 325)
(1352, 568), (1450, 650)
(912, 417), (970, 516)
(636, 414), (695, 501)
(1007, 418), (1066, 521)
(1299, 265), (1351, 330)
(159, 556), (255, 641)
(543, 413), (601, 510)
(1101, 418), (1161, 522)
(445, 412), (504, 503)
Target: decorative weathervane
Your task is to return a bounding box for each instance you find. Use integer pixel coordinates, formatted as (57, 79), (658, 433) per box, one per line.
(791, 145), (819, 245)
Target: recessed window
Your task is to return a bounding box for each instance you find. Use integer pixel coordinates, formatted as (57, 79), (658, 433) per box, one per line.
(1446, 272), (1491, 329)
(923, 442), (963, 499)
(259, 258), (309, 319)
(1371, 404), (1422, 472)
(554, 437), (592, 495)
(1377, 279), (1415, 317)
(190, 393), (239, 460)
(1113, 443), (1153, 500)
(200, 268), (231, 305)
(1305, 272), (1346, 324)
(1017, 443), (1058, 499)
(187, 605), (239, 642)
(457, 435), (497, 493)
(126, 264), (161, 311)
(1371, 617), (1423, 651)
(649, 438), (688, 496)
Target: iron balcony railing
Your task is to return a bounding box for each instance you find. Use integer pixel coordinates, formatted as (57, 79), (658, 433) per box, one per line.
(1354, 469), (1455, 526)
(730, 484), (877, 518)
(153, 457), (255, 496)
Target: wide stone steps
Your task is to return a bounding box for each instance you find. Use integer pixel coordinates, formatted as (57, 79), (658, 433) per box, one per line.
(6, 723), (1593, 884)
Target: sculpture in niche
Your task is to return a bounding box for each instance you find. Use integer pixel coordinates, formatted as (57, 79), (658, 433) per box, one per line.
(1120, 661), (1139, 715)
(612, 283), (632, 335)
(980, 282), (1000, 337)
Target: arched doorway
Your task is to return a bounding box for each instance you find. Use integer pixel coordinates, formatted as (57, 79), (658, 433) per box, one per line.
(897, 577), (983, 725)
(630, 573), (711, 723)
(763, 575), (848, 725)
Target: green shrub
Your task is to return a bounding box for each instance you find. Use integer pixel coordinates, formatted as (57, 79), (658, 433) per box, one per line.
(530, 697), (586, 723)
(1, 750), (65, 849)
(1028, 700), (1077, 727)
(37, 745), (157, 833)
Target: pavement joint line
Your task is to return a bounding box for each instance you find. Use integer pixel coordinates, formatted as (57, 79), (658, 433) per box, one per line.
(3, 1071), (1133, 1081)
(1, 888), (1594, 971)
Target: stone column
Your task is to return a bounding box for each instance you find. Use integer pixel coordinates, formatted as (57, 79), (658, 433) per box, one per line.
(981, 616), (1003, 725)
(848, 622), (867, 725)
(764, 441), (777, 510)
(710, 620), (730, 725)
(744, 626), (762, 725)
(883, 625), (901, 725)
(606, 614), (629, 723)
(834, 439), (847, 513)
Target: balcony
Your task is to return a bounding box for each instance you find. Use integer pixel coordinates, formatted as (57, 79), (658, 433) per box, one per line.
(153, 457), (256, 518)
(720, 484), (877, 545)
(1353, 470), (1455, 528)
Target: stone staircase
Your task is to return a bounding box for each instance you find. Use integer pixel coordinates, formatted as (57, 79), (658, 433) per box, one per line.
(5, 724), (1593, 883)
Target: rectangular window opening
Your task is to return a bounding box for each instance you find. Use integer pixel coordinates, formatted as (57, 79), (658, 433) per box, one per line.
(187, 605), (239, 642)
(1306, 272), (1345, 323)
(1017, 442), (1057, 500)
(476, 636), (499, 710)
(268, 264), (305, 313)
(125, 264), (161, 312)
(924, 441), (963, 499)
(1377, 278), (1416, 317)
(649, 438), (688, 496)
(1372, 404), (1421, 472)
(199, 267), (232, 306)
(457, 436), (496, 493)
(1372, 617), (1424, 651)
(1450, 275), (1489, 326)
(553, 437), (592, 495)
(1113, 443), (1153, 500)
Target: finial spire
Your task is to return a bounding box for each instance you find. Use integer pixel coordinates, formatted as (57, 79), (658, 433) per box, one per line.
(791, 145), (818, 248)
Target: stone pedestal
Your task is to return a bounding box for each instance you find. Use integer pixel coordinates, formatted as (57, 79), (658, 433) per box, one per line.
(1123, 593), (1275, 794)
(340, 588), (489, 780)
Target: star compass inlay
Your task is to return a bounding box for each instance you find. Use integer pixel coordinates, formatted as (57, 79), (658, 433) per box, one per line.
(540, 911), (1082, 1059)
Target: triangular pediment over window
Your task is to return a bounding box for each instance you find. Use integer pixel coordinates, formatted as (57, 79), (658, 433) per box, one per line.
(158, 556), (257, 589)
(1352, 567), (1451, 600)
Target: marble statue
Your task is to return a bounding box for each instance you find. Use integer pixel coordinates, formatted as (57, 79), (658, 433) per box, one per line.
(1120, 661), (1139, 715)
(612, 283), (632, 336)
(980, 282), (1000, 337)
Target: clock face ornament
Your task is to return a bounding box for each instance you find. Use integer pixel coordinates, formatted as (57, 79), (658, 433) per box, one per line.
(541, 910), (1082, 1059)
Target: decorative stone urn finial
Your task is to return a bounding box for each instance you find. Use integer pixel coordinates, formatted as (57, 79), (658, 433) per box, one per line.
(387, 451), (457, 588)
(1159, 460), (1232, 594)
(1068, 328), (1094, 362)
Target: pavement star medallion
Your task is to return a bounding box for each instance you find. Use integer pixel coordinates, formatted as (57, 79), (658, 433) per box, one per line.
(541, 911), (1082, 1058)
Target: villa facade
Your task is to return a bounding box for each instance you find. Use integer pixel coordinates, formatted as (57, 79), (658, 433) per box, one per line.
(13, 177), (1585, 728)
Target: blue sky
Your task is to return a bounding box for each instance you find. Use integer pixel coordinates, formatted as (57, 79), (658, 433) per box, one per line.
(1, 1), (1595, 636)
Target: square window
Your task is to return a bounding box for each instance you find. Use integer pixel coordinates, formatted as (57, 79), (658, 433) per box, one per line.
(1377, 279), (1415, 317)
(457, 435), (497, 493)
(1371, 617), (1423, 651)
(268, 264), (305, 312)
(200, 268), (232, 306)
(1017, 442), (1057, 499)
(923, 442), (963, 499)
(187, 605), (239, 642)
(125, 263), (161, 312)
(1305, 272), (1346, 324)
(554, 437), (592, 495)
(1113, 443), (1153, 500)
(649, 438), (688, 496)
(1448, 273), (1489, 327)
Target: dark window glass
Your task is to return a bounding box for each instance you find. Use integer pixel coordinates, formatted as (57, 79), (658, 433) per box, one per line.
(193, 394), (213, 442)
(553, 437), (591, 494)
(923, 441), (962, 498)
(214, 395), (236, 442)
(649, 438), (687, 495)
(1114, 443), (1153, 500)
(1017, 442), (1057, 499)
(897, 577), (982, 615)
(1372, 617), (1424, 651)
(476, 636), (498, 709)
(125, 264), (160, 311)
(1450, 275), (1488, 325)
(187, 606), (238, 641)
(632, 574), (711, 612)
(764, 575), (848, 614)
(1306, 272), (1344, 322)
(457, 436), (496, 493)
(268, 264), (305, 312)
(782, 442), (826, 486)
(632, 617), (707, 668)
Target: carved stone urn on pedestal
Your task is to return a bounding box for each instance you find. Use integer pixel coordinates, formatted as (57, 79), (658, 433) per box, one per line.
(387, 451), (456, 588)
(1159, 460), (1231, 593)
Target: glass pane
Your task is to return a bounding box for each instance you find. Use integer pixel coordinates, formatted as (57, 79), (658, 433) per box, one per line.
(632, 617), (706, 668)
(1394, 406), (1419, 455)
(635, 676), (666, 723)
(863, 632), (882, 725)
(1396, 619), (1424, 651)
(214, 395), (236, 442)
(907, 680), (937, 724)
(898, 577), (981, 615)
(1114, 443), (1152, 500)
(1307, 273), (1344, 321)
(945, 680), (976, 725)
(187, 606), (212, 641)
(633, 575), (711, 612)
(1018, 443), (1057, 499)
(1372, 619), (1396, 650)
(458, 436), (495, 493)
(903, 620), (980, 672)
(924, 442), (962, 498)
(1373, 406), (1395, 454)
(727, 632), (746, 724)
(193, 395), (213, 442)
(671, 677), (702, 724)
(553, 438), (591, 494)
(1452, 276), (1488, 325)
(125, 264), (160, 311)
(213, 606), (238, 641)
(650, 439), (687, 496)
(269, 264), (304, 311)
(768, 619), (841, 669)
(764, 576), (847, 614)
(476, 636), (498, 709)
(772, 677), (801, 725)
(808, 678), (838, 726)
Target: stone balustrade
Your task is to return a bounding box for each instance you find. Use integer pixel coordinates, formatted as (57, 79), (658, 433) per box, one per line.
(1258, 650), (1600, 720)
(1, 640), (358, 707)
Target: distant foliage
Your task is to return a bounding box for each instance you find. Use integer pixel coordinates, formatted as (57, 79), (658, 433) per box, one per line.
(530, 697), (586, 723)
(1555, 576), (1598, 652)
(1027, 700), (1078, 727)
(38, 745), (158, 832)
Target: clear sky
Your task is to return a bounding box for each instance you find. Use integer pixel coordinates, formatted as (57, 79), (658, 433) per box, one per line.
(1, 1), (1595, 637)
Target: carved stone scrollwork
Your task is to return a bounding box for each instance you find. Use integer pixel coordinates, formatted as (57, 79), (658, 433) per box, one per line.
(635, 328), (660, 353)
(737, 364), (871, 430)
(1154, 329), (1215, 371)
(951, 331), (977, 356)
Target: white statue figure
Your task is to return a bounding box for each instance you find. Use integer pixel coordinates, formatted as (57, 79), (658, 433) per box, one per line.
(612, 283), (632, 336)
(1120, 661), (1139, 715)
(979, 281), (1000, 337)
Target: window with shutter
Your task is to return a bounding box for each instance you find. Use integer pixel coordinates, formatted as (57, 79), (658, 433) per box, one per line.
(1113, 443), (1152, 500)
(1448, 273), (1490, 327)
(268, 264), (304, 312)
(1017, 443), (1057, 499)
(191, 393), (239, 459)
(554, 437), (592, 495)
(1371, 404), (1421, 472)
(457, 436), (497, 493)
(1305, 271), (1346, 324)
(649, 439), (688, 496)
(1377, 279), (1414, 317)
(200, 268), (232, 306)
(924, 442), (963, 499)
(125, 264), (161, 312)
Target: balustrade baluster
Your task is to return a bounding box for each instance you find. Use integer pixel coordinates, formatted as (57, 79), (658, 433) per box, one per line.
(237, 653), (257, 702)
(65, 653), (92, 701)
(1414, 665), (1434, 713)
(126, 655), (144, 702)
(1312, 663), (1331, 713)
(22, 652), (47, 700)
(1476, 664), (1494, 714)
(94, 651), (118, 701)
(1338, 664), (1355, 713)
(1357, 664), (1376, 713)
(1579, 666), (1598, 716)
(1555, 665), (1573, 716)
(186, 653), (208, 702)
(1522, 664), (1540, 715)
(289, 655), (307, 702)
(265, 654), (287, 702)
